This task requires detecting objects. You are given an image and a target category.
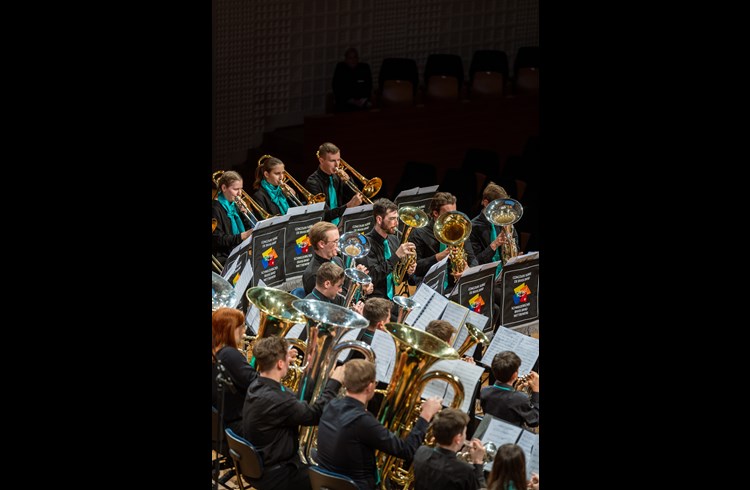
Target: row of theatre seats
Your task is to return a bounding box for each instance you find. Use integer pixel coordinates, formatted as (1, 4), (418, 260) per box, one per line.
(377, 46), (539, 108)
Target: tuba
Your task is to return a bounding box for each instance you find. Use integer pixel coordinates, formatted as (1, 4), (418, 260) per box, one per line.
(212, 169), (272, 223)
(392, 206), (429, 291)
(257, 154), (325, 206)
(456, 322), (490, 357)
(243, 287), (308, 391)
(376, 323), (465, 490)
(212, 272), (238, 312)
(434, 210), (473, 275)
(392, 295), (420, 323)
(483, 198), (523, 264)
(292, 299), (375, 463)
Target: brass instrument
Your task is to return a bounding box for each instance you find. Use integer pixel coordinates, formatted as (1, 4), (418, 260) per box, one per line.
(338, 231), (370, 268)
(291, 299), (375, 463)
(392, 295), (420, 323)
(343, 268), (372, 308)
(257, 154), (325, 206)
(212, 272), (238, 312)
(483, 198), (524, 264)
(512, 372), (534, 397)
(332, 156), (382, 204)
(376, 322), (465, 490)
(457, 441), (497, 464)
(243, 287), (308, 391)
(212, 170), (271, 223)
(456, 322), (490, 357)
(392, 206), (429, 291)
(212, 218), (223, 273)
(434, 210), (473, 275)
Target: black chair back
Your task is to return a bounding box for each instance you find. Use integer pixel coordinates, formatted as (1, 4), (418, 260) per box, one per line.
(308, 465), (359, 490)
(224, 428), (264, 485)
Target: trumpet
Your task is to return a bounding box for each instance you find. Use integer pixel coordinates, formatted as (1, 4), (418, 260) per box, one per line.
(457, 441), (497, 464)
(212, 170), (271, 223)
(330, 156), (382, 204)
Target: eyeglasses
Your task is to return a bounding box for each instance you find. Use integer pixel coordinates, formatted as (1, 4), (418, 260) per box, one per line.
(384, 216), (399, 222)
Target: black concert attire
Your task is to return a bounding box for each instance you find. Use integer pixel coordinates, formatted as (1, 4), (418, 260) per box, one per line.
(298, 289), (347, 341)
(302, 254), (345, 295)
(305, 167), (356, 224)
(242, 376), (342, 490)
(341, 328), (386, 416)
(332, 61), (373, 112)
(212, 347), (258, 437)
(360, 228), (416, 300)
(211, 198), (254, 265)
(316, 396), (429, 490)
(469, 212), (519, 267)
(251, 185), (299, 217)
(413, 445), (486, 490)
(410, 220), (478, 286)
(479, 382), (539, 428)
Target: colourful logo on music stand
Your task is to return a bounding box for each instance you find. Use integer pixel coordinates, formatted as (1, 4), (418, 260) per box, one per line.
(295, 235), (311, 255)
(469, 293), (485, 313)
(231, 273), (240, 285)
(261, 247), (278, 269)
(513, 283), (531, 305)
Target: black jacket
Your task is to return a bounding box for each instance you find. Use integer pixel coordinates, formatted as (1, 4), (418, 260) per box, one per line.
(251, 185), (299, 217)
(359, 228), (414, 299)
(211, 199), (254, 264)
(479, 382), (539, 428)
(413, 445), (486, 490)
(305, 167), (355, 223)
(410, 220), (477, 284)
(469, 213), (519, 266)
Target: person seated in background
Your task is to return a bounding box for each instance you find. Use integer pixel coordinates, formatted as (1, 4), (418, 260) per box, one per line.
(315, 359), (442, 490)
(212, 170), (255, 266)
(305, 142), (364, 225)
(251, 156), (299, 216)
(413, 408), (486, 490)
(332, 47), (373, 112)
(485, 443), (539, 490)
(425, 319), (456, 344)
(480, 351), (539, 429)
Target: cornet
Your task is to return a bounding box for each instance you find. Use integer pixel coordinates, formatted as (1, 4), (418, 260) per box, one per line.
(457, 441), (497, 464)
(513, 372), (535, 396)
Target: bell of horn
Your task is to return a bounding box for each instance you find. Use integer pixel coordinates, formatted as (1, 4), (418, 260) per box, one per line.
(456, 322), (490, 357)
(212, 272), (237, 312)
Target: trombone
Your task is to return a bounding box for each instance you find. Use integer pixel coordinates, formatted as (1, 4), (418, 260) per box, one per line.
(211, 170), (272, 223)
(211, 218), (223, 273)
(326, 155), (382, 204)
(257, 154), (325, 206)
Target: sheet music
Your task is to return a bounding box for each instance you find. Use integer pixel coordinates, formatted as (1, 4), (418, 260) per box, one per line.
(465, 310), (490, 332)
(452, 310), (491, 356)
(371, 329), (396, 383)
(341, 203), (374, 216)
(231, 263), (254, 306)
(286, 201), (325, 216)
(477, 416), (524, 472)
(527, 440), (539, 479)
(516, 430), (538, 479)
(452, 324), (472, 355)
(481, 326), (539, 376)
(432, 359), (485, 412)
(420, 360), (450, 401)
(252, 213), (291, 230)
(285, 322), (306, 340)
(504, 251), (539, 267)
(245, 303), (260, 335)
(404, 284), (437, 325)
(441, 301), (469, 335)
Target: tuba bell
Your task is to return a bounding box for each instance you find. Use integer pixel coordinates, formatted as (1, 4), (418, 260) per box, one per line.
(434, 210), (473, 275)
(212, 272), (238, 312)
(392, 206), (429, 292)
(291, 299), (375, 463)
(243, 287), (308, 390)
(483, 198), (524, 264)
(376, 323), (465, 490)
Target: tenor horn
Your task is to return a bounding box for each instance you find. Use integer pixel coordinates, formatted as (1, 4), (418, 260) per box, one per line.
(434, 210), (473, 275)
(392, 206), (429, 289)
(376, 323), (465, 490)
(483, 197), (524, 264)
(456, 322), (490, 357)
(292, 299), (375, 463)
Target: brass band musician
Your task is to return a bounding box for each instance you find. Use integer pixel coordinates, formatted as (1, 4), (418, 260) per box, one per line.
(304, 262), (364, 315)
(305, 142), (364, 225)
(211, 170), (254, 266)
(479, 351), (539, 429)
(251, 156), (300, 216)
(469, 182), (519, 269)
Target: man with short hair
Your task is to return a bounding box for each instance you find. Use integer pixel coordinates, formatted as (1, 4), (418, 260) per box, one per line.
(479, 350), (539, 429)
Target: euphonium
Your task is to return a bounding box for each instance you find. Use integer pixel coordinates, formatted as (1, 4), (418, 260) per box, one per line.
(291, 299), (375, 463)
(456, 322), (490, 357)
(212, 170), (272, 222)
(338, 231), (370, 268)
(392, 295), (420, 323)
(376, 323), (465, 490)
(342, 268), (372, 308)
(392, 206), (429, 288)
(434, 210), (473, 275)
(243, 287), (308, 391)
(483, 198), (524, 264)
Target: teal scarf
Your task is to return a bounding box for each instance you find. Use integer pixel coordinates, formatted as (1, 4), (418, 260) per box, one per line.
(328, 175), (339, 225)
(261, 179), (289, 214)
(439, 242), (449, 291)
(384, 238), (394, 299)
(489, 224), (503, 277)
(218, 193), (245, 235)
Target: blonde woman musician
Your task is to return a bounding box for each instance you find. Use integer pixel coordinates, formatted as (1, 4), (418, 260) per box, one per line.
(212, 170), (254, 266)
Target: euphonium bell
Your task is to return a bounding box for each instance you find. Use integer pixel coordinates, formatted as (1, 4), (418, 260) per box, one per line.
(483, 198), (523, 264)
(456, 322), (490, 357)
(343, 268), (371, 308)
(434, 210), (473, 275)
(392, 295), (420, 323)
(292, 299), (375, 463)
(338, 231), (371, 268)
(376, 322), (465, 490)
(212, 272), (238, 312)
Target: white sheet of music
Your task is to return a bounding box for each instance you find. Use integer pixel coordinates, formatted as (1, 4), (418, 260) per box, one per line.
(403, 283), (437, 326)
(245, 303), (260, 335)
(435, 359), (485, 413)
(341, 203), (374, 217)
(412, 290), (449, 330)
(479, 416), (524, 472)
(286, 201), (325, 216)
(528, 441), (539, 479)
(285, 322), (306, 340)
(452, 310), (491, 357)
(371, 329), (396, 384)
(231, 264), (254, 307)
(516, 429), (539, 479)
(504, 251), (539, 267)
(481, 326), (539, 376)
(441, 301), (469, 333)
